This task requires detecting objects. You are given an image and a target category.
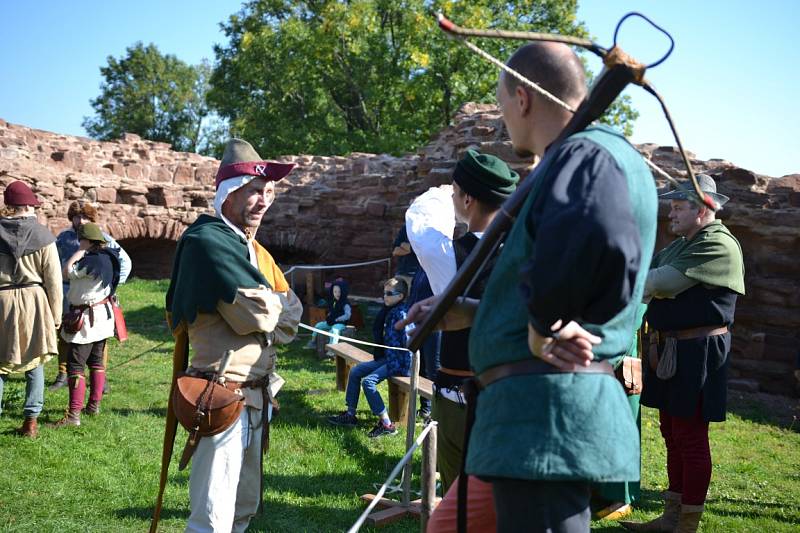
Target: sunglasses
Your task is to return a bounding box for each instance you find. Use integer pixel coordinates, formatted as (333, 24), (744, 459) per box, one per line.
(383, 291), (403, 297)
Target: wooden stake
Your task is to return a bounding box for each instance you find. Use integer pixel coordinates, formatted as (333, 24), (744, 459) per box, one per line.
(421, 422), (438, 532)
(401, 349), (420, 506)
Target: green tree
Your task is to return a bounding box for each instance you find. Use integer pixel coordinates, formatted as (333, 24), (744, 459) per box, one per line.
(83, 43), (210, 152)
(208, 0), (637, 158)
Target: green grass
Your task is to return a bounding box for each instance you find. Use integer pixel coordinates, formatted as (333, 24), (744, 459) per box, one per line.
(1, 279), (799, 532)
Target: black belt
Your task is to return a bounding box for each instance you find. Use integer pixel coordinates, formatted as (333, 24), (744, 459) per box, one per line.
(456, 357), (614, 533)
(477, 357), (614, 389)
(0, 282), (42, 291)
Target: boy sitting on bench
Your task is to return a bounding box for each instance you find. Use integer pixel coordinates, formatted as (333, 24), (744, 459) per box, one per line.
(328, 277), (409, 437)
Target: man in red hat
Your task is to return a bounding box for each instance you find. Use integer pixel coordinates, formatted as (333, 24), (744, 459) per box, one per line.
(164, 139), (302, 532)
(0, 181), (63, 437)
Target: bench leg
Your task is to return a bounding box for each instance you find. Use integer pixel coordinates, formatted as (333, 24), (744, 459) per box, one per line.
(336, 357), (349, 392)
(388, 382), (408, 426)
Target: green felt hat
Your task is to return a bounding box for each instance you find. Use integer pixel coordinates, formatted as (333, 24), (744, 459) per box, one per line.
(78, 223), (106, 243)
(453, 150), (519, 205)
(659, 173), (729, 207)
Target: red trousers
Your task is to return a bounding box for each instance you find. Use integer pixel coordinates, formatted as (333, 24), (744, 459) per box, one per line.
(659, 403), (711, 506)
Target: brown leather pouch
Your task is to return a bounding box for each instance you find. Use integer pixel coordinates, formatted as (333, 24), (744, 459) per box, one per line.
(615, 356), (642, 395)
(173, 374), (244, 435)
(173, 373), (245, 469)
(62, 307), (85, 334)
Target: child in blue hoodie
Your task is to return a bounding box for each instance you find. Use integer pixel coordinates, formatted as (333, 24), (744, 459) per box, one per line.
(328, 277), (409, 437)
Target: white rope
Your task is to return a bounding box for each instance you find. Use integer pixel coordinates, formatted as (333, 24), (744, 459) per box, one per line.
(347, 421), (438, 533)
(460, 36), (690, 192)
(298, 322), (413, 353)
(461, 38), (574, 113)
(283, 257), (391, 275)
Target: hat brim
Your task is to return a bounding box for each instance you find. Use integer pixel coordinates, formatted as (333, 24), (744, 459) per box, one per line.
(215, 161), (296, 189)
(659, 189), (729, 207)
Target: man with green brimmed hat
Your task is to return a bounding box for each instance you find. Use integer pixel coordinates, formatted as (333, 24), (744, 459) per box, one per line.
(400, 149), (518, 530)
(621, 174), (744, 533)
(157, 138), (302, 532)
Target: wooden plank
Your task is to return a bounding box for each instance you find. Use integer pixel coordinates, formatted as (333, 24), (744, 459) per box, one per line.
(365, 505), (409, 526)
(388, 375), (434, 400)
(328, 342), (373, 365)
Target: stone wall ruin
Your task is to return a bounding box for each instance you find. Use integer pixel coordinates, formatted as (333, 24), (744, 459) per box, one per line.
(1, 104), (798, 395)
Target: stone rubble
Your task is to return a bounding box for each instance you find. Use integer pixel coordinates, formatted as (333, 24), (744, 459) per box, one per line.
(1, 103), (798, 395)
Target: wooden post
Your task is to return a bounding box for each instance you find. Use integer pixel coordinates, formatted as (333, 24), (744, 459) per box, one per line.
(305, 270), (315, 308)
(335, 356), (348, 391)
(421, 422), (438, 532)
(401, 349), (420, 507)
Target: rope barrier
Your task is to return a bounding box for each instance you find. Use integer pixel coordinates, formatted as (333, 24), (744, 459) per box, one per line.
(346, 421), (438, 533)
(297, 322), (412, 353)
(283, 257), (391, 275)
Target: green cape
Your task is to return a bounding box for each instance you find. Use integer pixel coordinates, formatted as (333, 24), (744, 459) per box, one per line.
(653, 220), (745, 295)
(166, 214), (268, 330)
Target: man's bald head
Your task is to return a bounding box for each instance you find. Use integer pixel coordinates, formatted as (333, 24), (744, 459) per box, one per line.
(502, 42), (587, 110)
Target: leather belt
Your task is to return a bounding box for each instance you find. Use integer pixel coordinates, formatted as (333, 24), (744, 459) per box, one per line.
(438, 366), (474, 377)
(0, 282), (42, 291)
(191, 371), (267, 391)
(477, 357), (614, 390)
(657, 325), (728, 341)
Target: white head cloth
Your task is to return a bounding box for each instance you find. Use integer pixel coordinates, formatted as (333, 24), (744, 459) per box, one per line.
(214, 175), (255, 217)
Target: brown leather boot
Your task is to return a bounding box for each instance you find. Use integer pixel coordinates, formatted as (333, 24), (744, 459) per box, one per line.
(16, 417), (38, 438)
(84, 400), (100, 415)
(675, 504), (703, 533)
(620, 491), (681, 531)
(48, 410), (81, 428)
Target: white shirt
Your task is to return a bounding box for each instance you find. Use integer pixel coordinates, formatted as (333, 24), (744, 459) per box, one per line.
(405, 186), (457, 295)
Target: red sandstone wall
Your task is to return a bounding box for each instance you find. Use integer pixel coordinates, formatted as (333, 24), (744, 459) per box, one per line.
(1, 104), (798, 395)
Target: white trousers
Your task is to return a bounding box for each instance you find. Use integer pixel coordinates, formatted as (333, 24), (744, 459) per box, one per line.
(186, 404), (270, 533)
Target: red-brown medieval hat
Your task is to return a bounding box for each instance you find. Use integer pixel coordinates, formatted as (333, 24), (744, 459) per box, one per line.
(3, 181), (40, 206)
(214, 138), (295, 190)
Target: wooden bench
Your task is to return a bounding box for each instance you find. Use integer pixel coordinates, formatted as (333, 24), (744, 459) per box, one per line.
(328, 342), (433, 426)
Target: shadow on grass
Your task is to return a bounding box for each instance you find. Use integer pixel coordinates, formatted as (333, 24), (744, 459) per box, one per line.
(122, 304), (172, 342)
(726, 389), (800, 431)
(113, 506), (184, 522)
(110, 406), (168, 418)
(707, 496), (800, 524)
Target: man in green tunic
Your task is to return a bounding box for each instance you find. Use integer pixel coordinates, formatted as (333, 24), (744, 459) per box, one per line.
(405, 42), (658, 531)
(622, 174), (744, 533)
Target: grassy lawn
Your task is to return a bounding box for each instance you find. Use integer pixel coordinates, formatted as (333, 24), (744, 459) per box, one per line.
(1, 278), (798, 532)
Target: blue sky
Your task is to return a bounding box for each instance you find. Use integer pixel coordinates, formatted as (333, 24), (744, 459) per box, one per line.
(1, 1), (797, 176)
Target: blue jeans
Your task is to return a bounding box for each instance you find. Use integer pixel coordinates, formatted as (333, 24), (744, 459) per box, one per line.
(0, 364), (45, 418)
(345, 359), (391, 416)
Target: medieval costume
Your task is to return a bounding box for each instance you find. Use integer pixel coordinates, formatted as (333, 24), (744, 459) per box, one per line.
(406, 150), (519, 495)
(624, 175), (744, 532)
(466, 125), (657, 531)
(164, 138), (302, 532)
(52, 222), (120, 426)
(50, 200), (131, 391)
(0, 181), (62, 437)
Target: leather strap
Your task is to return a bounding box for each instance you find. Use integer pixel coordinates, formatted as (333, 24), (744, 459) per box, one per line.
(658, 325), (728, 341)
(477, 358), (614, 390)
(438, 366), (475, 377)
(0, 282), (42, 291)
